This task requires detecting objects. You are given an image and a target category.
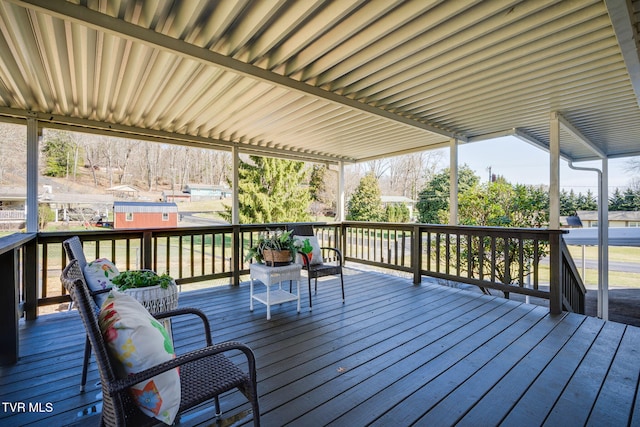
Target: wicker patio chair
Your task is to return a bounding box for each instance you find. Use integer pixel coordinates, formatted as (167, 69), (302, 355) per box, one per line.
(63, 236), (112, 391)
(289, 224), (345, 309)
(61, 259), (260, 427)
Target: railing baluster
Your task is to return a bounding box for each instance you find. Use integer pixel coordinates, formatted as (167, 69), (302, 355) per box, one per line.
(479, 235), (484, 280)
(490, 236), (496, 283)
(518, 238), (524, 286)
(200, 233), (205, 276)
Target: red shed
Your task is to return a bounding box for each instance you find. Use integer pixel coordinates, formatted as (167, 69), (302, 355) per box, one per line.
(113, 201), (178, 229)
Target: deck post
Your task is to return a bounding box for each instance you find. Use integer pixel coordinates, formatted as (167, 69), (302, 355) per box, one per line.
(142, 231), (152, 270)
(0, 248), (19, 365)
(412, 225), (422, 284)
(233, 225), (241, 286)
(549, 232), (562, 314)
(23, 238), (38, 321)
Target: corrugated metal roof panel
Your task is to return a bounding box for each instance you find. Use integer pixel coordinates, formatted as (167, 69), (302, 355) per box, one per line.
(1, 0), (639, 163)
(113, 201), (178, 213)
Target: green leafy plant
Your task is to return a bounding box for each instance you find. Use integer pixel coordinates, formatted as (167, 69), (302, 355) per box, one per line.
(245, 228), (298, 263)
(111, 270), (174, 291)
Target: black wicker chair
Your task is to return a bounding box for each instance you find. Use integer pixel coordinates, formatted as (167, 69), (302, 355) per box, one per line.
(289, 224), (345, 309)
(63, 236), (111, 392)
(61, 259), (260, 427)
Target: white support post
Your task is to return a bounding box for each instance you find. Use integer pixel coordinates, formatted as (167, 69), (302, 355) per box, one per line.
(449, 138), (458, 225)
(599, 159), (609, 320)
(26, 118), (39, 232)
(337, 161), (345, 222)
(232, 145), (240, 225)
(549, 113), (561, 229)
(548, 113), (563, 314)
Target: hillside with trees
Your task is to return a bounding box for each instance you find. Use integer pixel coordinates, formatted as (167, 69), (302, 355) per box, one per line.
(1, 123), (639, 227)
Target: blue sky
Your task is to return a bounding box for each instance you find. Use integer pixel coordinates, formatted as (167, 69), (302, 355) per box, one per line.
(453, 136), (636, 195)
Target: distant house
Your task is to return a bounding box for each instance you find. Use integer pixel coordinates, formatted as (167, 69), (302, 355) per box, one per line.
(113, 201), (178, 229)
(565, 210), (640, 228)
(182, 184), (231, 201)
(163, 190), (191, 203)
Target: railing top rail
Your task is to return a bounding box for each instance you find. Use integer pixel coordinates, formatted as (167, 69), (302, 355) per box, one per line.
(342, 221), (569, 237)
(0, 232), (36, 255)
(416, 224), (568, 236)
(342, 221), (416, 231)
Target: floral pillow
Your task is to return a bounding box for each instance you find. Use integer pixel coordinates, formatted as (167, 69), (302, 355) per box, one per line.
(98, 291), (181, 425)
(83, 258), (119, 307)
(294, 235), (323, 265)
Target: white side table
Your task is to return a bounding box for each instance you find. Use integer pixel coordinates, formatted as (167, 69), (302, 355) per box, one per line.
(250, 263), (302, 320)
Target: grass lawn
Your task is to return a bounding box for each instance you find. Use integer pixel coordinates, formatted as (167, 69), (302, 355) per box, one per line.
(567, 245), (640, 263)
(566, 245), (640, 289)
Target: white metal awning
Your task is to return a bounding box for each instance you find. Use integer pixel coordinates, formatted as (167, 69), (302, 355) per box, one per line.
(0, 0), (640, 164)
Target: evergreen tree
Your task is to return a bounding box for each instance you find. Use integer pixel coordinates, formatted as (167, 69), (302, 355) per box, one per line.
(609, 188), (625, 211)
(385, 203), (410, 223)
(560, 190), (571, 216)
(222, 156), (311, 224)
(41, 132), (76, 177)
(308, 164), (325, 201)
(581, 190), (597, 210)
(621, 188), (637, 211)
(416, 165), (479, 224)
(347, 172), (384, 221)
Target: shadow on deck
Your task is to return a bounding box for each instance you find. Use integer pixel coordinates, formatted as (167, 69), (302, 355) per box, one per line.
(1, 268), (639, 426)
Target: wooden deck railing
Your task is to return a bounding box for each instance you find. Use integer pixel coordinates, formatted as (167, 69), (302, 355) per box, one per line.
(560, 238), (587, 313)
(0, 222), (585, 365)
(0, 232), (36, 365)
(340, 222), (582, 314)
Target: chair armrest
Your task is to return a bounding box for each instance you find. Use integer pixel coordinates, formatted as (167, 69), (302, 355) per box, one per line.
(106, 341), (257, 395)
(320, 247), (343, 264)
(152, 307), (212, 346)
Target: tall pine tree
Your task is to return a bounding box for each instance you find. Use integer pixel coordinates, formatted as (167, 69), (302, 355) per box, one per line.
(222, 156), (311, 224)
(347, 172), (384, 221)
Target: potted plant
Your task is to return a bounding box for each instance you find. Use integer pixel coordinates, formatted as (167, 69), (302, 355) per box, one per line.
(111, 270), (179, 313)
(111, 270), (174, 290)
(245, 228), (298, 266)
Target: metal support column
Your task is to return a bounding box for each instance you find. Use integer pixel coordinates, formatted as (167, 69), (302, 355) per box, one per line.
(449, 138), (458, 225)
(337, 161), (345, 222)
(26, 118), (39, 232)
(599, 159), (609, 320)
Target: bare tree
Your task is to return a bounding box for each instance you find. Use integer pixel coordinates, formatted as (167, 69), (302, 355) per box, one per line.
(367, 159), (390, 179)
(142, 143), (162, 191)
(81, 136), (101, 187)
(625, 157), (640, 174)
(0, 123), (26, 184)
(99, 136), (117, 188)
(117, 140), (140, 185)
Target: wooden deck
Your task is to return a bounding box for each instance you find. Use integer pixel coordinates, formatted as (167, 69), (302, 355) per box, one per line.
(1, 267), (639, 427)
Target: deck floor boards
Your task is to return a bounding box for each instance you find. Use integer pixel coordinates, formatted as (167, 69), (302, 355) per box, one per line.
(1, 267), (639, 427)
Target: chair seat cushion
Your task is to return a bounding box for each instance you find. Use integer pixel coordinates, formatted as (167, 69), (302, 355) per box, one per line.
(98, 291), (181, 425)
(83, 258), (119, 307)
(308, 263), (342, 277)
(294, 235), (322, 265)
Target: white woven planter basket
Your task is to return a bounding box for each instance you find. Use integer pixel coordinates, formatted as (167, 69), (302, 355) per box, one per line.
(121, 281), (179, 314)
